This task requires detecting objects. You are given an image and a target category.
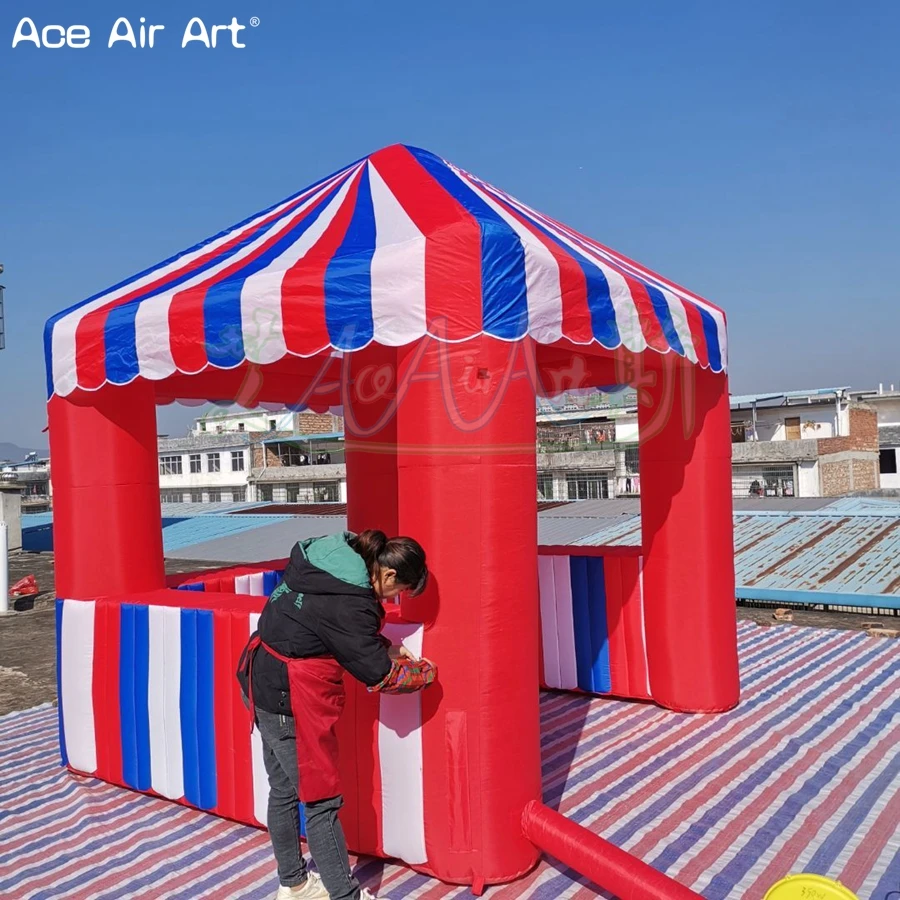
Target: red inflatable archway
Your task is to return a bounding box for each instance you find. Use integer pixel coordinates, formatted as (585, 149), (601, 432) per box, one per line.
(46, 145), (739, 895)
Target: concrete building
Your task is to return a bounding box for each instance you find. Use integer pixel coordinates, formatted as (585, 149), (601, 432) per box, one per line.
(0, 456), (52, 513)
(535, 387), (880, 500)
(158, 433), (253, 504)
(192, 407), (343, 437)
(536, 390), (638, 501)
(251, 431), (346, 503)
(158, 409), (346, 504)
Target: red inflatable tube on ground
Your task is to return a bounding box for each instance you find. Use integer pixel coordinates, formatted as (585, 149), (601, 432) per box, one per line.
(521, 801), (703, 900)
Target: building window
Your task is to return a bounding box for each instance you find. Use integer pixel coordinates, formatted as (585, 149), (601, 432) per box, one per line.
(313, 482), (340, 503)
(160, 490), (182, 503)
(238, 423), (245, 432)
(189, 454), (202, 474)
(731, 423), (747, 443)
(159, 455), (183, 476)
(189, 489), (204, 503)
(199, 421), (206, 432)
(232, 488), (247, 502)
(879, 448), (898, 475)
(281, 481), (339, 503)
(624, 447), (640, 474)
(566, 472), (609, 500)
(537, 473), (554, 501)
(207, 453), (221, 473)
(733, 465), (796, 498)
(206, 489), (222, 503)
(258, 484), (274, 502)
(277, 443), (309, 466)
(231, 451), (245, 472)
(269, 419), (277, 431)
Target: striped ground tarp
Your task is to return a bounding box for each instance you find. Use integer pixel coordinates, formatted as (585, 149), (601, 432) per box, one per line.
(1, 622), (898, 900)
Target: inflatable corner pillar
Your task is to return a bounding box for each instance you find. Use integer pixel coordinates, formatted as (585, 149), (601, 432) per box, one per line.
(637, 362), (739, 713)
(344, 337), (542, 890)
(48, 381), (166, 599)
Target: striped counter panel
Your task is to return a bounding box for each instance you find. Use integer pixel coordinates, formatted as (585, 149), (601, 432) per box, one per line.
(55, 593), (426, 864)
(173, 567), (285, 596)
(538, 550), (651, 701)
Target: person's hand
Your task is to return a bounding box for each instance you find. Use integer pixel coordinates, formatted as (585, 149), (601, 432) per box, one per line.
(389, 644), (418, 661)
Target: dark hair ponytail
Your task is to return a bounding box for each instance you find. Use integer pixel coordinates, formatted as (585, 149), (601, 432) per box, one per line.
(350, 529), (429, 597)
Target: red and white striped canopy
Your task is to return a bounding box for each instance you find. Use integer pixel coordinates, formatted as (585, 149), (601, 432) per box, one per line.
(44, 144), (727, 398)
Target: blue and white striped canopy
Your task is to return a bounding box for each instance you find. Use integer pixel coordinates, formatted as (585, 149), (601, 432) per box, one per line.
(44, 144), (727, 398)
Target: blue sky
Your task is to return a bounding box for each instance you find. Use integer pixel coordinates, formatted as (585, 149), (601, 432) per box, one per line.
(1, 0), (897, 447)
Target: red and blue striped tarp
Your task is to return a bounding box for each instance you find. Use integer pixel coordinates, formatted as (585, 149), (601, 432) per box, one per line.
(4, 621), (899, 899)
(44, 144), (727, 400)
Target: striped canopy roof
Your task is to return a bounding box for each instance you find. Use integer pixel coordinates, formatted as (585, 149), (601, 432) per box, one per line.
(44, 144), (727, 398)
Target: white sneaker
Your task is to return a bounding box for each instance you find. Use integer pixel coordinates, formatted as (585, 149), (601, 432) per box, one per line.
(359, 890), (381, 900)
(275, 872), (330, 899)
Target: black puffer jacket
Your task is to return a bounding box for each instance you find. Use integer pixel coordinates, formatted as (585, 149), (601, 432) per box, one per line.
(237, 532), (393, 715)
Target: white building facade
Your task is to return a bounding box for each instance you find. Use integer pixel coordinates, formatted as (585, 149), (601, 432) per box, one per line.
(158, 434), (252, 504)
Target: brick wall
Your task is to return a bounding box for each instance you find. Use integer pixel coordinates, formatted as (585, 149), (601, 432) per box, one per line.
(295, 412), (342, 435)
(248, 415), (343, 470)
(820, 461), (851, 497)
(817, 404), (878, 455)
(820, 458), (880, 496)
(816, 404), (880, 497)
(852, 459), (879, 492)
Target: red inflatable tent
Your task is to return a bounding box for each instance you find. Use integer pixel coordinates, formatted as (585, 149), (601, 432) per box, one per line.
(45, 144), (739, 896)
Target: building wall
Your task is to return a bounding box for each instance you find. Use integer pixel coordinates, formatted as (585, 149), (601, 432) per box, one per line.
(869, 396), (900, 427)
(193, 409), (342, 436)
(735, 404), (840, 442)
(817, 405), (878, 455)
(194, 410), (294, 434)
(158, 446), (251, 502)
(296, 412), (344, 435)
(814, 404), (880, 497)
(819, 455), (880, 496)
(798, 460), (820, 497)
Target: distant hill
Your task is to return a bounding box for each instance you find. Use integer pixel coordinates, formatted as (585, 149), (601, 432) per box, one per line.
(0, 443), (49, 464)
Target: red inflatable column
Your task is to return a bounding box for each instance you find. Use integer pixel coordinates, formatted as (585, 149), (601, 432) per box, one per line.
(344, 337), (542, 888)
(410, 336), (540, 887)
(637, 361), (739, 713)
(48, 382), (166, 599)
(339, 346), (401, 853)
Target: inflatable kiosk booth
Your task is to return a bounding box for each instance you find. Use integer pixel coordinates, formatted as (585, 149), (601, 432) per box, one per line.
(46, 145), (739, 898)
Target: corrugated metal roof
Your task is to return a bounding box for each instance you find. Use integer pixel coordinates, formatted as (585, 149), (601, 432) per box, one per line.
(735, 514), (900, 594)
(732, 497), (835, 512)
(160, 501), (258, 516)
(729, 387), (850, 407)
(25, 499), (900, 603)
(158, 434), (251, 451)
(166, 516), (347, 561)
(261, 432), (344, 444)
(162, 514), (295, 552)
(21, 513), (53, 528)
(537, 498), (642, 518)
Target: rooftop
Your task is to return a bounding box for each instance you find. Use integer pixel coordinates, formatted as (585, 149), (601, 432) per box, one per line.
(5, 621), (898, 897)
(261, 432), (344, 444)
(729, 387), (850, 408)
(158, 433), (253, 451)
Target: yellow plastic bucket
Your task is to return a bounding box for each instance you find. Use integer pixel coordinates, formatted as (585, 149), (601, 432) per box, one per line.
(764, 874), (859, 900)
